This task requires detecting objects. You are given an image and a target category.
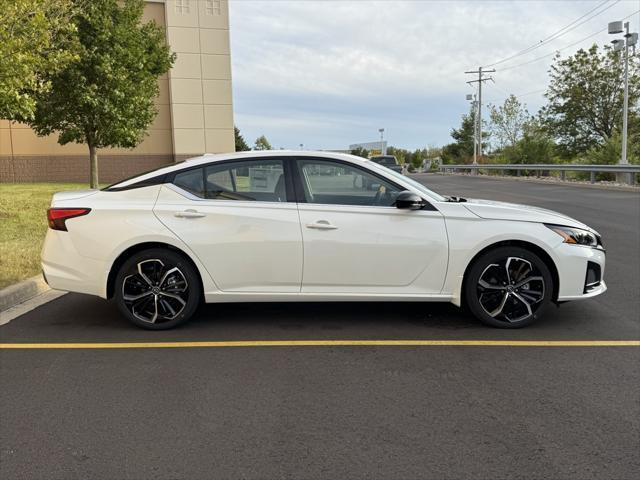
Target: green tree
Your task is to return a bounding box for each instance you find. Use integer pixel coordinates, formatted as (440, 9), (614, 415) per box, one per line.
(254, 135), (272, 151)
(25, 0), (174, 188)
(541, 44), (640, 157)
(489, 94), (531, 150)
(0, 0), (77, 120)
(503, 119), (556, 165)
(234, 126), (249, 151)
(441, 105), (487, 163)
(409, 149), (425, 170)
(386, 146), (408, 164)
(350, 146), (369, 158)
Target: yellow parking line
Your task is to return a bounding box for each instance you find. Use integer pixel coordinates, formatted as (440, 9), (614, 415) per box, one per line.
(0, 340), (639, 349)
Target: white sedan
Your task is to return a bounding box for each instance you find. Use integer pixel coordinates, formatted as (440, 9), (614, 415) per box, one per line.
(42, 151), (606, 329)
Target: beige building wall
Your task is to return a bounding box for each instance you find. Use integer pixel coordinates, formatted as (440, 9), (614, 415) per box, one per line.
(165, 0), (234, 159)
(0, 0), (234, 182)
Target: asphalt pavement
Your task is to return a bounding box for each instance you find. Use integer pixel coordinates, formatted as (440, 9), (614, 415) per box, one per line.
(1, 174), (639, 479)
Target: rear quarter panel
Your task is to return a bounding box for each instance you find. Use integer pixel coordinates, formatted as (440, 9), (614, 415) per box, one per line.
(44, 186), (218, 298)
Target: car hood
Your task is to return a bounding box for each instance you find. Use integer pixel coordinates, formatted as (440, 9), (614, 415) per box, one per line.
(463, 198), (592, 231)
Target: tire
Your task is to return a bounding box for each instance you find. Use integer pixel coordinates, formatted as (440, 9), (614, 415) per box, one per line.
(464, 246), (553, 328)
(114, 248), (202, 330)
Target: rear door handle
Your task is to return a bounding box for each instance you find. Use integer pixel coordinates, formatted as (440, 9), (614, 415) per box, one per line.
(306, 220), (338, 230)
(174, 209), (206, 218)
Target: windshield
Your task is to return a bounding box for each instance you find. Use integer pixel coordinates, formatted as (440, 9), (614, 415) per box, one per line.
(379, 167), (447, 202)
(379, 158), (397, 166)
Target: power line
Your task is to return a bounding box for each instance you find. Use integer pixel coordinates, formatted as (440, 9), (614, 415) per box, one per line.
(483, 0), (620, 68)
(497, 9), (640, 72)
(514, 88), (547, 98)
(484, 0), (610, 67)
(485, 84), (547, 103)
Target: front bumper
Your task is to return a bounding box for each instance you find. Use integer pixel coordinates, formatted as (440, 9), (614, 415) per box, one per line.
(554, 243), (606, 301)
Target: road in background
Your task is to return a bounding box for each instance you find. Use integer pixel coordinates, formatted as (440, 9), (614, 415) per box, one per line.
(1, 175), (639, 479)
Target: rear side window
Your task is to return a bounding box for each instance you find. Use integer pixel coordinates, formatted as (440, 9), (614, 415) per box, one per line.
(173, 169), (204, 197)
(171, 159), (287, 202)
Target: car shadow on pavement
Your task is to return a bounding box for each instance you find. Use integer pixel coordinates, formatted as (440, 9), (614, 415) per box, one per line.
(0, 291), (614, 342)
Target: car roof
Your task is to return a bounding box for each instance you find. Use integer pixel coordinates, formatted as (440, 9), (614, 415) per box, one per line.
(187, 150), (370, 166)
(108, 149), (446, 202)
(110, 150), (376, 188)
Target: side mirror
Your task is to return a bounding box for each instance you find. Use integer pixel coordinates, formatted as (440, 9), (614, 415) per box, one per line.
(395, 191), (426, 210)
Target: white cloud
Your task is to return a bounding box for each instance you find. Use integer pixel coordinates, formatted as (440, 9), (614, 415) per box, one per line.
(230, 0), (640, 149)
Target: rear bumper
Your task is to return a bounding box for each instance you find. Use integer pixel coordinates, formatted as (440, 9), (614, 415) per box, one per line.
(41, 229), (108, 298)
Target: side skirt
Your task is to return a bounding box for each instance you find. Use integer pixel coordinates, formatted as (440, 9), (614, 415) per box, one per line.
(203, 292), (455, 304)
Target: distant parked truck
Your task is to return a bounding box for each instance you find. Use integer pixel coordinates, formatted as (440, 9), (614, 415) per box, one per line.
(369, 155), (403, 173)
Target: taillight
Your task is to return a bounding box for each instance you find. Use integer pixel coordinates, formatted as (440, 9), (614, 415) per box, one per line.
(47, 208), (91, 231)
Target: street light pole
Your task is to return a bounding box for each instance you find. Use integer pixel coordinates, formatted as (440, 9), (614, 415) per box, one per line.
(621, 21), (630, 167)
(609, 20), (638, 183)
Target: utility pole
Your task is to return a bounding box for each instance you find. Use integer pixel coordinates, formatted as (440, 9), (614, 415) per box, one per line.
(465, 93), (478, 164)
(465, 66), (495, 161)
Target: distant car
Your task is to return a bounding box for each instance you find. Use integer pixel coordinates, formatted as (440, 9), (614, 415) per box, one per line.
(42, 151), (606, 330)
(369, 155), (403, 173)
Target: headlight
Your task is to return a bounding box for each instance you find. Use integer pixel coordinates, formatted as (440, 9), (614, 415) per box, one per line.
(545, 224), (603, 249)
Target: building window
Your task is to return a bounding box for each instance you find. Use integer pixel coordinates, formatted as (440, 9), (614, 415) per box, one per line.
(175, 0), (190, 15)
(205, 0), (221, 16)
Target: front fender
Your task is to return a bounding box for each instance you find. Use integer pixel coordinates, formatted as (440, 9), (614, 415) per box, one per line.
(441, 218), (563, 306)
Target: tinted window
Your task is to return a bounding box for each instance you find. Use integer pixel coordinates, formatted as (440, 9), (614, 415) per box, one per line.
(297, 159), (401, 207)
(204, 159), (286, 202)
(172, 161), (287, 202)
(173, 168), (204, 197)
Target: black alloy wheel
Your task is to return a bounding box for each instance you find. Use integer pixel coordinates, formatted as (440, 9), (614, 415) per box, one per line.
(465, 246), (553, 328)
(114, 248), (201, 330)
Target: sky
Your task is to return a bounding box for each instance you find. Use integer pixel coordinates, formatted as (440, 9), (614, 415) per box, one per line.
(229, 0), (640, 151)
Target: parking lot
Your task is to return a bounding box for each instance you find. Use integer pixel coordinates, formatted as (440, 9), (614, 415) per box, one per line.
(1, 175), (639, 479)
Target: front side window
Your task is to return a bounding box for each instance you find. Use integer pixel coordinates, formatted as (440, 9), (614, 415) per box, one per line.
(171, 159), (287, 202)
(296, 159), (401, 207)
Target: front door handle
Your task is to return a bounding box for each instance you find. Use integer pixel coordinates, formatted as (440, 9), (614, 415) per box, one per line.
(306, 220), (338, 230)
(174, 209), (206, 218)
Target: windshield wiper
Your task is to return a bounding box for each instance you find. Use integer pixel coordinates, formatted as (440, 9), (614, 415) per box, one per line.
(445, 195), (467, 203)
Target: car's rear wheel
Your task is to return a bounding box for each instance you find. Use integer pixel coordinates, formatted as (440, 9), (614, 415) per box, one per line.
(464, 246), (553, 328)
(114, 248), (201, 330)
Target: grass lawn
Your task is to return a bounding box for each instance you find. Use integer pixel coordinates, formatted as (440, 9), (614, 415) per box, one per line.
(0, 183), (95, 289)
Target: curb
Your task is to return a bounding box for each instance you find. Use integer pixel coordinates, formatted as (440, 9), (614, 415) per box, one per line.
(0, 275), (51, 312)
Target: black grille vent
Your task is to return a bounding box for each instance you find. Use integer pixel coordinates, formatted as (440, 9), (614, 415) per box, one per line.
(584, 262), (602, 293)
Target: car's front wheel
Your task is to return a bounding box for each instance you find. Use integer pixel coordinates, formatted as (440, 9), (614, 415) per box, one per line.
(464, 246), (553, 328)
(114, 248), (201, 330)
